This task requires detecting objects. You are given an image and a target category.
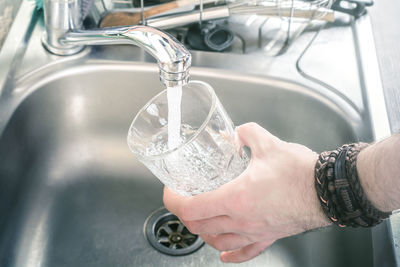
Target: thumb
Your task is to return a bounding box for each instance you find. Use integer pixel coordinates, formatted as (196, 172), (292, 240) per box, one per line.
(235, 123), (279, 158)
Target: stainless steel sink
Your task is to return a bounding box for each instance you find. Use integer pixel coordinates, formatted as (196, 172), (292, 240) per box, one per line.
(0, 1), (397, 266)
(0, 63), (376, 266)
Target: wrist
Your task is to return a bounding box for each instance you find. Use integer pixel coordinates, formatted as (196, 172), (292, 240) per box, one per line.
(357, 144), (394, 213)
(304, 154), (332, 230)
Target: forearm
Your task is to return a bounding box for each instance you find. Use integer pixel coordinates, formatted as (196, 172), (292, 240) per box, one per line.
(357, 134), (400, 213)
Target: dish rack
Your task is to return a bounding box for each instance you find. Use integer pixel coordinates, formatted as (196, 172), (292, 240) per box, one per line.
(97, 0), (371, 55)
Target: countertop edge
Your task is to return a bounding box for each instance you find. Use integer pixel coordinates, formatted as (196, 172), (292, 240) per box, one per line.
(370, 1), (400, 134)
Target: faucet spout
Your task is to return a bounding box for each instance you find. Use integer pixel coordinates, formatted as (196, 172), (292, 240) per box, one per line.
(42, 0), (191, 87)
(64, 26), (191, 87)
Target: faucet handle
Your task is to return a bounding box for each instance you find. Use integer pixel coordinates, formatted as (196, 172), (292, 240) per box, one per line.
(42, 0), (85, 55)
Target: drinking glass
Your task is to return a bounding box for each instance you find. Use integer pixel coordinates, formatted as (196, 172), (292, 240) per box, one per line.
(127, 81), (249, 196)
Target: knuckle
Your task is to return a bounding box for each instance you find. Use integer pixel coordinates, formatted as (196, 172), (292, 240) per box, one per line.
(237, 122), (257, 136)
(213, 239), (228, 251)
(247, 235), (259, 243)
(247, 122), (260, 129)
(243, 122), (260, 133)
(237, 221), (263, 239)
(214, 224), (226, 234)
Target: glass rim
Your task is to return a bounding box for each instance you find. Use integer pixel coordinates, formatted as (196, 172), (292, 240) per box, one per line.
(127, 80), (217, 161)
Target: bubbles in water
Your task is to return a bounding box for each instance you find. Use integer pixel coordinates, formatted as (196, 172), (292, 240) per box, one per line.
(139, 123), (249, 196)
(146, 103), (159, 116)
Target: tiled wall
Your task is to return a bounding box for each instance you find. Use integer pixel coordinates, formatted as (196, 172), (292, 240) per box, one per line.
(0, 0), (23, 48)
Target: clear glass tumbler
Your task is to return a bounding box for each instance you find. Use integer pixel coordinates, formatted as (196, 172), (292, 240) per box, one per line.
(127, 81), (249, 196)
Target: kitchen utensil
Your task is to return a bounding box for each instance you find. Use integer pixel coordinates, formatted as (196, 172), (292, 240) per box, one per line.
(100, 0), (192, 27)
(186, 21), (235, 51)
(228, 0), (333, 21)
(331, 0), (373, 18)
(100, 0), (334, 28)
(100, 0), (215, 27)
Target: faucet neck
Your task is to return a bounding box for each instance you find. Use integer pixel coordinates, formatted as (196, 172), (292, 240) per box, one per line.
(42, 0), (191, 87)
(43, 0), (84, 55)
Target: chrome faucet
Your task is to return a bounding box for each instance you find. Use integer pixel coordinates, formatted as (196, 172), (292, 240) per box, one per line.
(42, 0), (191, 87)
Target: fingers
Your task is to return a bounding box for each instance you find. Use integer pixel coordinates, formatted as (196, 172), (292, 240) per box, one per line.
(163, 186), (228, 221)
(163, 187), (186, 216)
(201, 234), (274, 262)
(220, 239), (275, 263)
(201, 233), (255, 252)
(235, 122), (279, 158)
(184, 215), (237, 235)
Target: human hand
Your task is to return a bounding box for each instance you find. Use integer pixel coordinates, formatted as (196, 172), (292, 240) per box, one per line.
(163, 122), (331, 263)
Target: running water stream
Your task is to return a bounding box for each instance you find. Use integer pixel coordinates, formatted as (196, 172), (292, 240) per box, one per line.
(167, 86), (182, 150)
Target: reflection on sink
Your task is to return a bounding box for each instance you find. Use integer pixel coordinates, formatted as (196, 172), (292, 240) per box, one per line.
(0, 63), (381, 266)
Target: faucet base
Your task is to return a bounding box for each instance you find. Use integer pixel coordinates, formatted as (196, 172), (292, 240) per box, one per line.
(42, 34), (85, 56)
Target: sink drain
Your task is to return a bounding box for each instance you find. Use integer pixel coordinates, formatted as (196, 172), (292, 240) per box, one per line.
(144, 207), (204, 256)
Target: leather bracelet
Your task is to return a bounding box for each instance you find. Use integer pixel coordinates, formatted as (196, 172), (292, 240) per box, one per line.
(315, 143), (391, 227)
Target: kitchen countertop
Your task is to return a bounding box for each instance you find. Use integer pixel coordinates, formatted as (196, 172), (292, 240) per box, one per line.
(0, 0), (22, 48)
(370, 0), (400, 133)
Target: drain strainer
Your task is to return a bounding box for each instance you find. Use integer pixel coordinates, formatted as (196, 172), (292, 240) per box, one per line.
(144, 207), (204, 256)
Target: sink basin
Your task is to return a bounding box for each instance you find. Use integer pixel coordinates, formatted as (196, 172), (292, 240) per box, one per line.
(0, 62), (384, 266)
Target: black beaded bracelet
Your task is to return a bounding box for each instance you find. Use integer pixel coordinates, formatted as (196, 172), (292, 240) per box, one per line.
(315, 143), (391, 228)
